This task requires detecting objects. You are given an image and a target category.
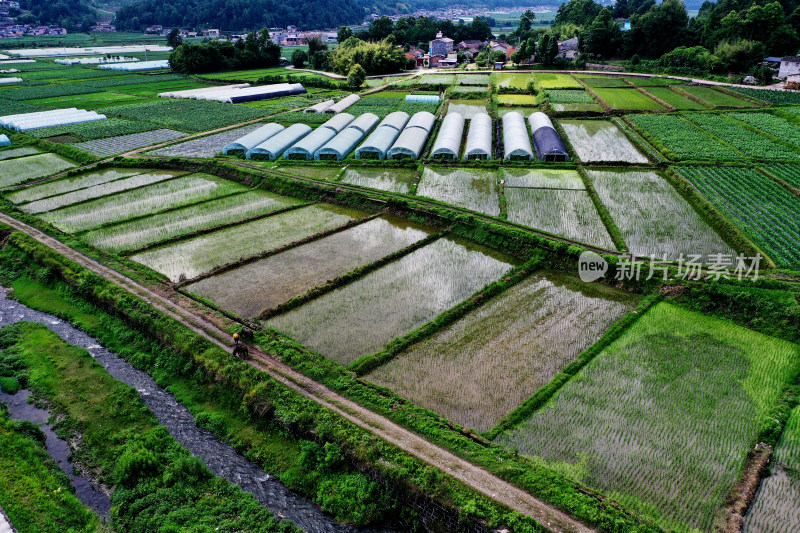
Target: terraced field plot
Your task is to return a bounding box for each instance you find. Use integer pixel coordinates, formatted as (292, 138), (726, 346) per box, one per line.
(84, 190), (305, 254)
(446, 100), (487, 118)
(72, 129), (188, 157)
(5, 168), (152, 204)
(730, 88), (800, 105)
(627, 114), (744, 161)
(678, 166), (800, 269)
(577, 76), (628, 87)
(131, 204), (364, 282)
(20, 170), (183, 214)
(764, 163), (800, 190)
(497, 94), (537, 106)
(626, 77), (680, 86)
(684, 113), (800, 160)
(0, 153), (75, 188)
(417, 168), (499, 216)
(495, 72), (533, 89)
(186, 216), (434, 318)
(505, 188), (616, 249)
(588, 169), (735, 261)
(679, 85), (759, 108)
(501, 168), (584, 189)
(148, 124), (263, 158)
(40, 173), (246, 233)
(547, 90), (594, 104)
(593, 88), (665, 110)
(456, 74), (490, 86)
(451, 86), (487, 94)
(0, 147), (39, 160)
(265, 236), (517, 366)
(496, 302), (800, 532)
(368, 271), (638, 432)
(534, 73), (581, 89)
(559, 120), (648, 163)
(743, 405), (800, 532)
(341, 168), (417, 193)
(643, 87), (707, 110)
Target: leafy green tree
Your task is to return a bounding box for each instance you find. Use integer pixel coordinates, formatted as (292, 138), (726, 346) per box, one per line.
(555, 0), (603, 27)
(511, 37), (536, 64)
(291, 49), (308, 68)
(337, 26), (353, 43)
(581, 7), (622, 58)
(166, 28), (182, 48)
(329, 38), (406, 75)
(346, 64), (366, 89)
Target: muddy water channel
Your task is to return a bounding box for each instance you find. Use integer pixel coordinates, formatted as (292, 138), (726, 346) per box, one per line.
(0, 286), (394, 533)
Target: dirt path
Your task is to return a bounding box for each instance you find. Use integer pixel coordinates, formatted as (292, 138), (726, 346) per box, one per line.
(0, 211), (596, 533)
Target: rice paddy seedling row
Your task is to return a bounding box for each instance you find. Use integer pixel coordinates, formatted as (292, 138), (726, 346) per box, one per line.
(534, 73), (582, 89)
(494, 72), (532, 90)
(98, 99), (273, 132)
(280, 165), (342, 180)
(24, 118), (157, 140)
(642, 87), (707, 110)
(187, 216), (435, 318)
(505, 188), (616, 249)
(577, 76), (629, 88)
(149, 124), (263, 158)
(418, 75), (456, 85)
(85, 190), (304, 254)
(679, 85), (759, 108)
(367, 270), (638, 432)
(6, 168), (150, 204)
(683, 113), (800, 160)
(446, 100), (487, 118)
(501, 168), (585, 189)
(496, 302), (800, 532)
(41, 173), (245, 233)
(340, 168), (417, 193)
(550, 103), (604, 113)
(71, 129), (188, 157)
(497, 106), (538, 117)
(627, 114), (744, 160)
(678, 166), (800, 269)
(0, 153), (76, 188)
(497, 94), (537, 106)
(592, 88), (665, 110)
(558, 120), (648, 163)
(417, 167), (500, 216)
(456, 74), (490, 86)
(0, 147), (39, 160)
(726, 112), (800, 148)
(764, 163), (800, 189)
(22, 170), (182, 214)
(265, 235), (517, 366)
(729, 87), (800, 105)
(132, 204), (364, 282)
(546, 90), (594, 104)
(588, 169), (735, 261)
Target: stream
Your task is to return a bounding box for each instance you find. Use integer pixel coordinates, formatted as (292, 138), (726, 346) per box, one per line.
(0, 285), (396, 533)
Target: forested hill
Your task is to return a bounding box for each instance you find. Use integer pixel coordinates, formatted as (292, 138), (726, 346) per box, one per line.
(114, 0), (365, 31)
(18, 0), (96, 31)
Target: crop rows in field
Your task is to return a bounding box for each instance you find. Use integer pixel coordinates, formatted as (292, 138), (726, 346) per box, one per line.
(341, 168), (417, 194)
(98, 99), (273, 132)
(0, 147), (40, 161)
(451, 86), (487, 94)
(265, 235), (516, 366)
(578, 76), (629, 88)
(0, 98), (43, 116)
(26, 118), (157, 140)
(280, 166), (341, 180)
(0, 153), (75, 188)
(729, 87), (800, 105)
(679, 85), (758, 108)
(547, 90), (594, 104)
(593, 88), (665, 110)
(764, 163), (800, 190)
(678, 166), (800, 269)
(625, 77), (678, 86)
(149, 124), (262, 158)
(6, 168), (149, 204)
(627, 114), (744, 161)
(396, 100), (440, 115)
(417, 168), (499, 216)
(28, 91), (147, 111)
(418, 74), (455, 85)
(2, 73), (183, 101)
(132, 203), (364, 282)
(187, 216), (434, 318)
(496, 302), (799, 532)
(367, 270), (638, 432)
(559, 120), (648, 163)
(456, 74), (490, 86)
(71, 129), (187, 157)
(346, 96), (402, 117)
(683, 113), (800, 160)
(643, 87), (706, 110)
(726, 112), (800, 148)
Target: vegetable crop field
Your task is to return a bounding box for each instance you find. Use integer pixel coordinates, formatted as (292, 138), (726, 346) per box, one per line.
(726, 112), (800, 148)
(593, 88), (665, 110)
(559, 120), (648, 163)
(71, 129), (188, 157)
(265, 236), (517, 366)
(678, 166), (800, 269)
(642, 87), (707, 110)
(496, 94), (537, 106)
(368, 271), (638, 432)
(417, 168), (500, 216)
(25, 118), (157, 140)
(764, 163), (800, 190)
(577, 76), (629, 88)
(683, 113), (800, 161)
(627, 114), (744, 161)
(496, 303), (799, 531)
(148, 124), (263, 158)
(98, 99), (273, 132)
(546, 90), (594, 104)
(678, 85), (759, 108)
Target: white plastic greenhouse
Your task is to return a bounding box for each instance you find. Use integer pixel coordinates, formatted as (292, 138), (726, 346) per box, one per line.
(98, 60), (170, 71)
(405, 94), (440, 103)
(355, 126), (402, 160)
(0, 134), (10, 146)
(284, 127), (337, 160)
(5, 45), (172, 58)
(158, 84), (250, 99)
(304, 100), (334, 113)
(315, 113), (379, 161)
(0, 108), (106, 131)
(464, 113), (492, 161)
(528, 112), (569, 162)
(204, 84), (306, 103)
(431, 112), (464, 160)
(379, 111), (410, 132)
(0, 77), (22, 84)
(345, 113), (379, 134)
(222, 123), (285, 156)
(319, 113), (355, 133)
(387, 111), (437, 160)
(247, 124), (312, 160)
(502, 112), (533, 161)
(326, 94), (359, 113)
(55, 57), (138, 65)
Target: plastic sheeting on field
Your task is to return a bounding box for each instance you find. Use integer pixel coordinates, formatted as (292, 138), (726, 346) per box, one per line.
(55, 57), (138, 65)
(98, 60), (170, 71)
(158, 84), (250, 99)
(315, 128), (363, 160)
(320, 113), (355, 134)
(168, 83), (305, 104)
(378, 111), (410, 132)
(405, 94), (440, 103)
(4, 45), (172, 58)
(387, 112), (437, 160)
(346, 113), (379, 134)
(0, 134), (10, 146)
(305, 100), (334, 113)
(355, 125), (402, 160)
(284, 126), (337, 160)
(431, 112), (464, 160)
(0, 77), (22, 84)
(405, 111), (436, 133)
(502, 112), (533, 160)
(326, 94), (359, 113)
(464, 113), (492, 160)
(0, 108), (106, 131)
(222, 123), (285, 156)
(247, 123), (311, 160)
(528, 112), (569, 162)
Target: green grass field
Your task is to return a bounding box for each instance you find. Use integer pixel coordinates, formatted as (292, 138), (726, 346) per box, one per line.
(593, 88), (666, 110)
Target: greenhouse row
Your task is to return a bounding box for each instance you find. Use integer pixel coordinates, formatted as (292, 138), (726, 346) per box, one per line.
(326, 94), (360, 113)
(305, 100), (334, 113)
(55, 57), (139, 65)
(5, 45), (173, 57)
(529, 112), (569, 162)
(98, 60), (170, 71)
(430, 112), (494, 161)
(158, 83), (306, 103)
(0, 77), (22, 84)
(355, 111), (411, 159)
(0, 108), (106, 131)
(387, 111), (436, 159)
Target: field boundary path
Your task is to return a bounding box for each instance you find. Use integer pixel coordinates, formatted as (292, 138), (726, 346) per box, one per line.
(0, 211), (596, 533)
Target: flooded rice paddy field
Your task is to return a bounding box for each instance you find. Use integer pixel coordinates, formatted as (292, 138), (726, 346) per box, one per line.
(340, 168), (418, 194)
(0, 152), (76, 187)
(558, 120), (649, 163)
(417, 167), (499, 216)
